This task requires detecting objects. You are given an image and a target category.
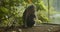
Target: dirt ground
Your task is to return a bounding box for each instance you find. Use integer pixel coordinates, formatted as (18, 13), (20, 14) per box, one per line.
(0, 24), (60, 32)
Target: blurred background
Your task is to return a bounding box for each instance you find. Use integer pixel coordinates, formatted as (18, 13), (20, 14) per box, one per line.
(0, 0), (60, 27)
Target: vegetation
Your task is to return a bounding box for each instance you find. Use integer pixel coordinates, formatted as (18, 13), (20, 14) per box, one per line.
(0, 0), (58, 27)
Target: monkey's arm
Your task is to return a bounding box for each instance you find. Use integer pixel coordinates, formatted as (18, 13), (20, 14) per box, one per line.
(23, 10), (29, 27)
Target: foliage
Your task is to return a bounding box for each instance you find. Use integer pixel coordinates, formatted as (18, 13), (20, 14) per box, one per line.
(0, 0), (51, 27)
(0, 0), (22, 27)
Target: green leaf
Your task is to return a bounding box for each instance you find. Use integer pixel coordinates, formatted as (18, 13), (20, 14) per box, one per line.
(0, 7), (9, 14)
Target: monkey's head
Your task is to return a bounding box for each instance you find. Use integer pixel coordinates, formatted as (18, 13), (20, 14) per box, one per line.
(26, 5), (36, 14)
(28, 5), (36, 11)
